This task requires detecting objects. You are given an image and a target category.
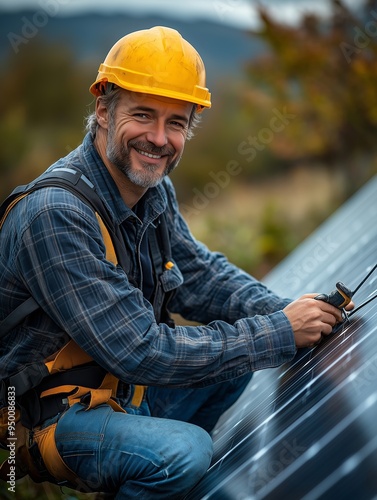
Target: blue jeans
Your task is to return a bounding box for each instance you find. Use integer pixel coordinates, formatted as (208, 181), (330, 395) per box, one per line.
(148, 373), (252, 432)
(53, 373), (252, 498)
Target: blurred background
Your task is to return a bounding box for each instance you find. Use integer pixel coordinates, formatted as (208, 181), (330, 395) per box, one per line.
(1, 0), (377, 497)
(1, 0), (377, 279)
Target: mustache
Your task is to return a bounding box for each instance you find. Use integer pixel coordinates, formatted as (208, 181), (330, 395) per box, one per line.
(128, 140), (175, 157)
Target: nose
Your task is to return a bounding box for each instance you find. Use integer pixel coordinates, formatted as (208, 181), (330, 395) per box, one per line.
(145, 120), (168, 147)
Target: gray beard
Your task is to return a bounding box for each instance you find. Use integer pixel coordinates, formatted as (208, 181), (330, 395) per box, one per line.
(106, 128), (181, 189)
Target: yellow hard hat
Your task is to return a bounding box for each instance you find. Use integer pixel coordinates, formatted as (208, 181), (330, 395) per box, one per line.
(89, 26), (211, 112)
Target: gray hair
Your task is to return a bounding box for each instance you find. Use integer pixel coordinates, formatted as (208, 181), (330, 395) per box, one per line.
(85, 86), (202, 141)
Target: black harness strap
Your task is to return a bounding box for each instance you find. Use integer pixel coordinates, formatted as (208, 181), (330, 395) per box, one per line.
(0, 297), (39, 340)
(149, 224), (165, 324)
(0, 167), (174, 337)
(0, 167), (128, 338)
(148, 213), (175, 326)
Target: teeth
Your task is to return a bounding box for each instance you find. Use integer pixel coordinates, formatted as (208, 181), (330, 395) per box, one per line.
(136, 148), (162, 159)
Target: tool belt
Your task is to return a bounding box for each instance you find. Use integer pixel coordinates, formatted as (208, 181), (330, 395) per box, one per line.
(0, 380), (134, 488)
(0, 167), (167, 488)
(0, 405), (76, 486)
(0, 406), (53, 484)
(0, 341), (146, 488)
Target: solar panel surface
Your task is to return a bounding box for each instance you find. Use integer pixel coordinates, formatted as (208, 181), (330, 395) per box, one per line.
(186, 175), (377, 500)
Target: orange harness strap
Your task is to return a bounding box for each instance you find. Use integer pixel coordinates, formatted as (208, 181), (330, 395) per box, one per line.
(131, 384), (147, 407)
(95, 212), (118, 265)
(43, 341), (147, 407)
(45, 339), (93, 374)
(1, 175), (149, 488)
(32, 422), (77, 485)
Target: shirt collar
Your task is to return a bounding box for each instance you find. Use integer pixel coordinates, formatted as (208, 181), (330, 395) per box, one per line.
(78, 133), (167, 225)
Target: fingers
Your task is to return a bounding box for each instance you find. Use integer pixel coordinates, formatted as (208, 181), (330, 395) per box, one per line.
(283, 295), (345, 349)
(318, 302), (344, 324)
(345, 300), (355, 311)
(320, 316), (336, 335)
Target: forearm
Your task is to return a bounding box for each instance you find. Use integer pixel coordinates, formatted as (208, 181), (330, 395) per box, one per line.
(167, 214), (291, 323)
(120, 310), (296, 388)
(17, 207), (295, 388)
(165, 180), (291, 324)
(170, 248), (292, 324)
(15, 188), (295, 389)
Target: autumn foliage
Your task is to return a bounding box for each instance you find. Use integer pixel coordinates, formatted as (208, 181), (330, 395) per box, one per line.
(242, 0), (377, 193)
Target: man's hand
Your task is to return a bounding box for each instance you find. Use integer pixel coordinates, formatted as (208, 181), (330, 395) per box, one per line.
(283, 294), (354, 348)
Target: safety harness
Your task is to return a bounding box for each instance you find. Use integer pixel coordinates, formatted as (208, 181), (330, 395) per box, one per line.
(0, 167), (174, 487)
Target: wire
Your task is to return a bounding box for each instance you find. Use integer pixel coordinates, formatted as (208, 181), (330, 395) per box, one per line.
(352, 263), (377, 295)
(348, 292), (377, 318)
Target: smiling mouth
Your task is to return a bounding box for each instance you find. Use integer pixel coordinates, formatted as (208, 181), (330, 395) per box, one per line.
(135, 148), (163, 160)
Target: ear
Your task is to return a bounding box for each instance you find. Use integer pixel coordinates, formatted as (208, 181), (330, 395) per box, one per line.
(95, 98), (109, 130)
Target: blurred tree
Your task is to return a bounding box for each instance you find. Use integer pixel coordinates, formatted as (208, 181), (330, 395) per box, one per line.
(0, 38), (93, 199)
(2, 2), (376, 280)
(242, 0), (377, 195)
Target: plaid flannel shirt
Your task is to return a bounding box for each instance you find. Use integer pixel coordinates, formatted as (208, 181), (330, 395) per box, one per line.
(0, 133), (296, 390)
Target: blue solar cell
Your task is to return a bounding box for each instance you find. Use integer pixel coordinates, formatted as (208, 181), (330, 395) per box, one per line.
(187, 175), (377, 500)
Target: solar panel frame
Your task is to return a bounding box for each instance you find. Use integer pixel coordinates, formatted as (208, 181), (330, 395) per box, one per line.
(186, 175), (377, 500)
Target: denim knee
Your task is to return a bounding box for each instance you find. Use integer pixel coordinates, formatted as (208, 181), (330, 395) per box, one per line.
(54, 403), (213, 498)
(164, 422), (213, 494)
(174, 422), (213, 475)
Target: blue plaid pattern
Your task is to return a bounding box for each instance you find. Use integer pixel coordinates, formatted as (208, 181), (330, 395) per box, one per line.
(0, 133), (296, 395)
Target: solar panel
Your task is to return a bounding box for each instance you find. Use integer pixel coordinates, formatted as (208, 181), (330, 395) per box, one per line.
(186, 175), (377, 500)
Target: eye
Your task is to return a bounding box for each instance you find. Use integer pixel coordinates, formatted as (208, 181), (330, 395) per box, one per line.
(170, 120), (186, 129)
(134, 113), (149, 119)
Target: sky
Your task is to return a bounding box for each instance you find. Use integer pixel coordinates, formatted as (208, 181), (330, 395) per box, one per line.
(0, 0), (356, 30)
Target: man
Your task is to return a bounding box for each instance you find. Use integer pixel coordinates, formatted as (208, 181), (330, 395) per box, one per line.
(0, 26), (351, 498)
